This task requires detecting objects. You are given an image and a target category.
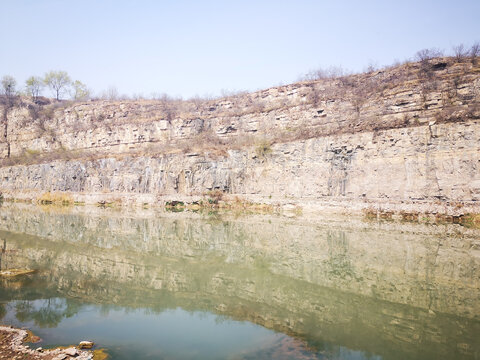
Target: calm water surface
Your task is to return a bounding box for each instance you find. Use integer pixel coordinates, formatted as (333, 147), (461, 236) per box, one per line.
(0, 203), (479, 359)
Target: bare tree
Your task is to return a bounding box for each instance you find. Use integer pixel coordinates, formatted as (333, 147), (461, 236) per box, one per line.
(471, 42), (480, 64)
(302, 65), (350, 81)
(365, 61), (378, 73)
(452, 44), (468, 62)
(44, 71), (71, 100)
(158, 93), (177, 122)
(101, 86), (119, 100)
(189, 95), (206, 111)
(415, 48), (444, 63)
(415, 48), (444, 79)
(25, 76), (44, 102)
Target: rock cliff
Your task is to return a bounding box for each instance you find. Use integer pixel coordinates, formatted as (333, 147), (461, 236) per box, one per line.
(1, 57), (479, 215)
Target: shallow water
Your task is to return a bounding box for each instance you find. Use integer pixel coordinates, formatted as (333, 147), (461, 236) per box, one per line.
(0, 203), (479, 359)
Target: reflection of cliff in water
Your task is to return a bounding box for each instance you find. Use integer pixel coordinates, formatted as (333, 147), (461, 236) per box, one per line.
(0, 203), (479, 360)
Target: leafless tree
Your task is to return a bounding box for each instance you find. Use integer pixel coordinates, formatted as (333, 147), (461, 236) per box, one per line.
(452, 44), (468, 62)
(131, 92), (146, 100)
(157, 93), (177, 122)
(415, 48), (444, 63)
(189, 95), (205, 111)
(471, 42), (480, 64)
(100, 86), (119, 100)
(364, 60), (378, 73)
(415, 48), (444, 79)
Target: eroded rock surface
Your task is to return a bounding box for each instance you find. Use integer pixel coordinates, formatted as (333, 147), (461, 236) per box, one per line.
(1, 58), (479, 215)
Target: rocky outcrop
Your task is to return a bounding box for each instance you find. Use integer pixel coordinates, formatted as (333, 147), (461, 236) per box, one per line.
(0, 325), (94, 360)
(1, 58), (479, 215)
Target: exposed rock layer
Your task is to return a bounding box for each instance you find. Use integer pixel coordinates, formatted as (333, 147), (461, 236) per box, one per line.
(1, 58), (479, 214)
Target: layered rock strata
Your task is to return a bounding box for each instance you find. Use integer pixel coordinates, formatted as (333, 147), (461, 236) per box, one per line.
(1, 58), (479, 214)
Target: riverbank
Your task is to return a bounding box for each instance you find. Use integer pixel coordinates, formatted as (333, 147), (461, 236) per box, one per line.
(1, 194), (479, 229)
(0, 325), (107, 359)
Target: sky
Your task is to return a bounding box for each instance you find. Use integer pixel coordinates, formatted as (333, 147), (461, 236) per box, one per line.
(1, 0), (479, 99)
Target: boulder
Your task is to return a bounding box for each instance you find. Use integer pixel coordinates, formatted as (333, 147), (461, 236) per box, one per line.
(78, 340), (94, 349)
(64, 347), (78, 356)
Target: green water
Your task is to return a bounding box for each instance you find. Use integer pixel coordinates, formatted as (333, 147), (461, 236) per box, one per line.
(0, 203), (479, 359)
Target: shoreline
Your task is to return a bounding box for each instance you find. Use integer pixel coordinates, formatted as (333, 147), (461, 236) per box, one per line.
(0, 325), (106, 359)
(1, 193), (479, 228)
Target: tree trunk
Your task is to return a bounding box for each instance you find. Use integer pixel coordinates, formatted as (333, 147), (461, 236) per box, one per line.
(2, 106), (10, 158)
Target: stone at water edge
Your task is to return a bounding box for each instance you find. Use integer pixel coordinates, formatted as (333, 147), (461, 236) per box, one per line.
(64, 347), (78, 356)
(79, 340), (94, 349)
(53, 354), (68, 360)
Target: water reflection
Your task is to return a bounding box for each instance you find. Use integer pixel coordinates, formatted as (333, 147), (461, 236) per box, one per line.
(0, 203), (479, 360)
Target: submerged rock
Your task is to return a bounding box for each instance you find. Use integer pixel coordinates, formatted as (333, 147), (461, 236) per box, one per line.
(79, 340), (94, 349)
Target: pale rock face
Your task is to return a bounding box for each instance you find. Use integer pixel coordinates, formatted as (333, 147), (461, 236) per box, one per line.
(0, 59), (479, 214)
(0, 121), (478, 214)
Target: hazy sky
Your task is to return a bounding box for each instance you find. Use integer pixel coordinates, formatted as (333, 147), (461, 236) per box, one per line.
(1, 0), (479, 98)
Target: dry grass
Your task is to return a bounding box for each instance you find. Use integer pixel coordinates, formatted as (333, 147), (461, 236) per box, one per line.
(399, 211), (420, 222)
(254, 140), (272, 158)
(461, 213), (480, 229)
(205, 189), (224, 203)
(23, 330), (41, 343)
(163, 194), (277, 214)
(37, 191), (74, 205)
(0, 147), (87, 167)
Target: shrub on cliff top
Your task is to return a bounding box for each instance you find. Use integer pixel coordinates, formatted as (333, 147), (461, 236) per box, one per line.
(255, 140), (272, 158)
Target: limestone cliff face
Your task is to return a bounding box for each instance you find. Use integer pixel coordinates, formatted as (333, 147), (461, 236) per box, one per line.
(1, 58), (479, 214)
